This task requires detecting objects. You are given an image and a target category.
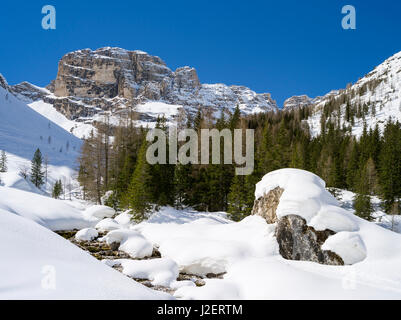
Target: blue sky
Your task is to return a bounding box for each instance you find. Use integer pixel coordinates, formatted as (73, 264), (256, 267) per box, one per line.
(0, 0), (400, 106)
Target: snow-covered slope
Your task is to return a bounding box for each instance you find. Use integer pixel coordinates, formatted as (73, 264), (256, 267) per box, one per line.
(0, 206), (169, 299)
(0, 85), (85, 194)
(0, 85), (82, 168)
(306, 52), (401, 137)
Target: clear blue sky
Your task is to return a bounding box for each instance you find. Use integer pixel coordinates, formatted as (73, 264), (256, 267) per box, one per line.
(0, 0), (400, 106)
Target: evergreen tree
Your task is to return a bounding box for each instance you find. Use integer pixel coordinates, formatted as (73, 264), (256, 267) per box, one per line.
(354, 193), (373, 221)
(173, 163), (192, 209)
(30, 148), (45, 188)
(379, 121), (401, 213)
(126, 138), (153, 221)
(0, 150), (7, 173)
(227, 174), (255, 221)
(52, 180), (63, 199)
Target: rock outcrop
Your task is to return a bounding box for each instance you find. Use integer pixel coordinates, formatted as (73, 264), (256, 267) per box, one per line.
(0, 74), (10, 92)
(252, 187), (284, 224)
(283, 95), (314, 111)
(276, 215), (343, 265)
(252, 186), (344, 266)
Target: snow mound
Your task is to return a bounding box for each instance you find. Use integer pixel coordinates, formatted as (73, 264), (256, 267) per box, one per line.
(101, 229), (153, 259)
(114, 210), (132, 226)
(255, 168), (358, 232)
(95, 218), (121, 232)
(83, 205), (116, 220)
(322, 232), (367, 265)
(0, 207), (170, 299)
(75, 228), (99, 241)
(104, 258), (179, 287)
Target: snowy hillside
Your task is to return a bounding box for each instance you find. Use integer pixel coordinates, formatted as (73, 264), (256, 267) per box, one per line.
(0, 86), (82, 167)
(306, 52), (401, 137)
(0, 84), (85, 194)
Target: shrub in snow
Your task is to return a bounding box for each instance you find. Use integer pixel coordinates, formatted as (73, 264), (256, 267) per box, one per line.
(75, 228), (98, 241)
(83, 205), (115, 220)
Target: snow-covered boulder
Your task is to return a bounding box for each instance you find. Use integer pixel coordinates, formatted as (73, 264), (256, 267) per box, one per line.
(95, 218), (121, 232)
(101, 229), (153, 259)
(75, 228), (98, 241)
(253, 169), (365, 265)
(114, 210), (132, 226)
(83, 205), (115, 220)
(104, 258), (179, 287)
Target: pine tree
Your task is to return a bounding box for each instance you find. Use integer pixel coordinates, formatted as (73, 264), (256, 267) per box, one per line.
(379, 121), (401, 213)
(52, 180), (63, 199)
(227, 175), (247, 221)
(126, 139), (153, 221)
(354, 193), (373, 221)
(227, 174), (255, 221)
(30, 148), (45, 188)
(0, 150), (7, 173)
(173, 163), (192, 209)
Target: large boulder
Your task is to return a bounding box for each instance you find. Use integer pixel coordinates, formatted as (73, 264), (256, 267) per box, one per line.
(252, 169), (366, 266)
(276, 215), (343, 265)
(253, 187), (343, 265)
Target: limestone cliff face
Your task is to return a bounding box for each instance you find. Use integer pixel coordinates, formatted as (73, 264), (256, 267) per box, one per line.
(12, 47), (278, 123)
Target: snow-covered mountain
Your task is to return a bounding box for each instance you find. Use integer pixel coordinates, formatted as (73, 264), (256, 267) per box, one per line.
(10, 47), (278, 132)
(285, 52), (401, 137)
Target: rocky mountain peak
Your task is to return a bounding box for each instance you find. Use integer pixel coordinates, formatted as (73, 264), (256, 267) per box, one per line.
(283, 95), (314, 111)
(11, 47), (278, 125)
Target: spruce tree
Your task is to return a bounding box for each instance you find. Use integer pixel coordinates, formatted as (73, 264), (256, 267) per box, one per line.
(354, 193), (373, 221)
(30, 148), (45, 188)
(126, 139), (152, 221)
(173, 163), (192, 209)
(353, 159), (375, 221)
(0, 150), (7, 173)
(52, 180), (63, 199)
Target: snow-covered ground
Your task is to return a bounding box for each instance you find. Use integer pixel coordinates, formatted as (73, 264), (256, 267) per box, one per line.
(2, 169), (401, 299)
(0, 206), (170, 300)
